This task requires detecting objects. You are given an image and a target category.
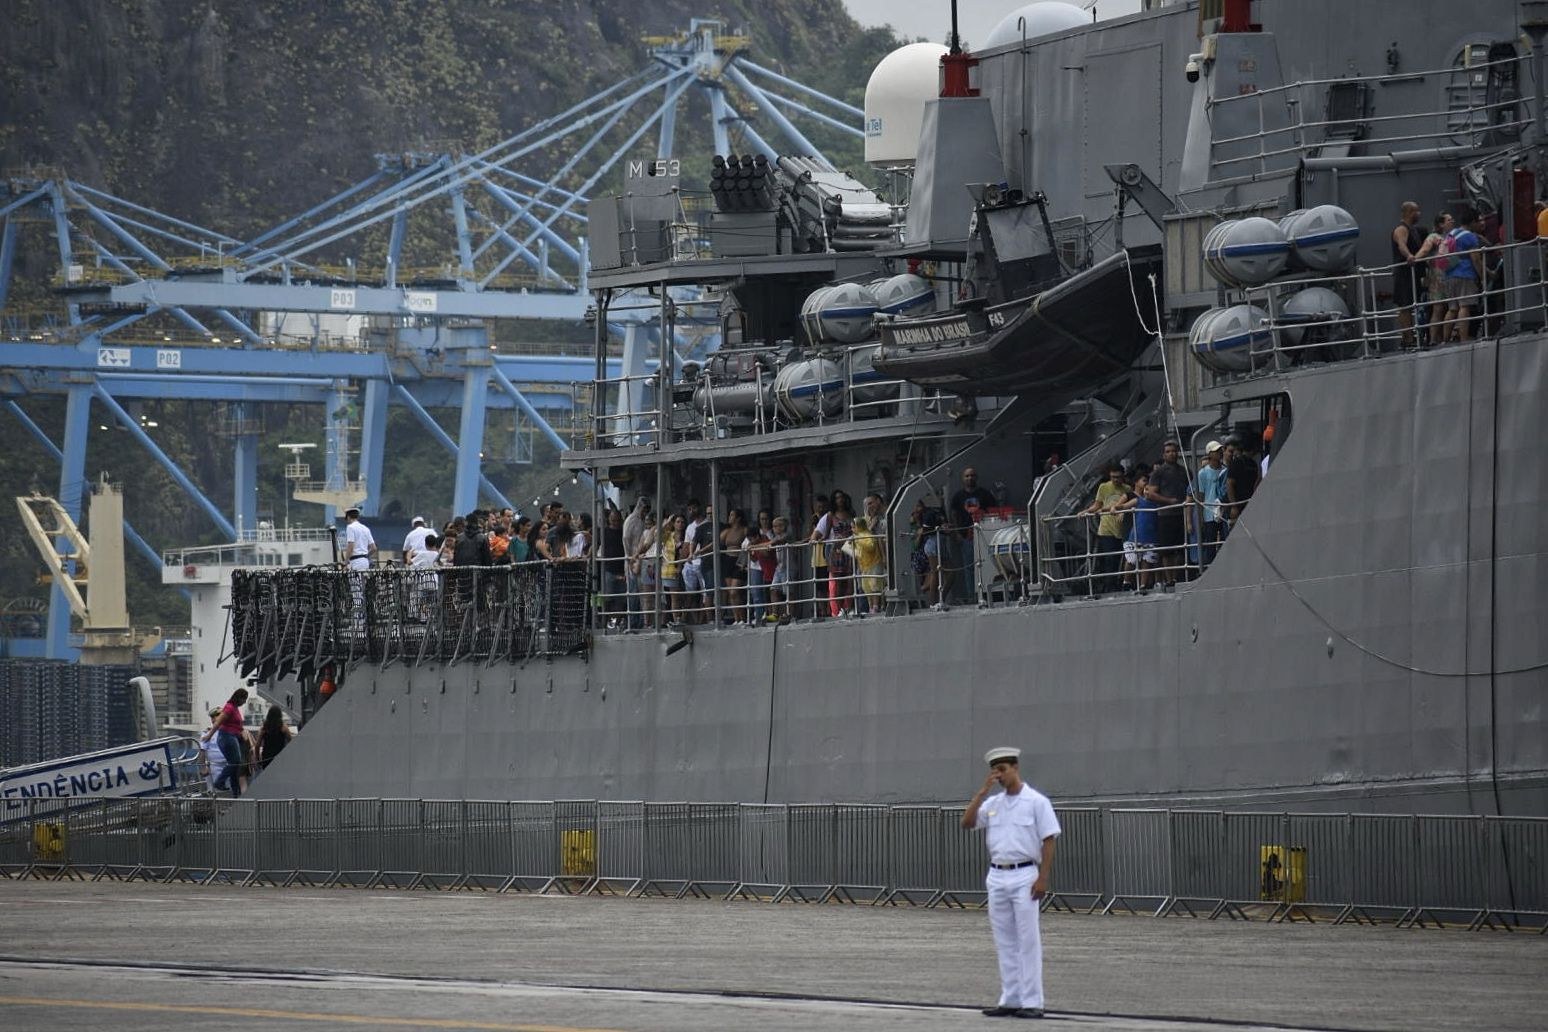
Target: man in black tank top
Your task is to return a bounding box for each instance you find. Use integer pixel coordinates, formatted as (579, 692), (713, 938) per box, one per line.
(1391, 201), (1428, 346)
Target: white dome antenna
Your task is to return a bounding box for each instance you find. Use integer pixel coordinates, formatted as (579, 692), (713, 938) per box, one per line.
(864, 43), (950, 167)
(983, 2), (1091, 51)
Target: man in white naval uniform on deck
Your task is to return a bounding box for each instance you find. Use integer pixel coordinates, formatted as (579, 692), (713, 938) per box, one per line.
(343, 507), (377, 622)
(962, 746), (1061, 1019)
(343, 507), (377, 570)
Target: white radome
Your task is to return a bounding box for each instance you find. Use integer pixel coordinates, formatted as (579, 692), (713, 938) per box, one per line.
(864, 42), (949, 166)
(983, 2), (1091, 50)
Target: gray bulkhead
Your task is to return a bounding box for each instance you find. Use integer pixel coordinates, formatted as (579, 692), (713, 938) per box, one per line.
(254, 338), (1547, 814)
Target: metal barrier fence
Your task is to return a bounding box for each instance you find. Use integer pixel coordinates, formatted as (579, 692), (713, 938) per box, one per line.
(3, 799), (1544, 929)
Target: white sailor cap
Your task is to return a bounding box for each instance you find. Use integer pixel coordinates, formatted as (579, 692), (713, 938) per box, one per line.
(984, 747), (1021, 765)
(411, 515), (426, 526)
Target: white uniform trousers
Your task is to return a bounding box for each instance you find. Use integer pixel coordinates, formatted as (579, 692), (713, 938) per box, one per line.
(348, 558), (369, 623)
(986, 864), (1043, 1009)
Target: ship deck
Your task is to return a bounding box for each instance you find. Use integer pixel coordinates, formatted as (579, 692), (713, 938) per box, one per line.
(1, 880), (1542, 1031)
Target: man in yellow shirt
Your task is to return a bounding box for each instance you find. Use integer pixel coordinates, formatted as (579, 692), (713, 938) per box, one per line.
(1080, 464), (1131, 591)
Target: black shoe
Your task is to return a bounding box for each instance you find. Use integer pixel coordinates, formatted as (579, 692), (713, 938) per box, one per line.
(982, 1006), (1020, 1017)
(1016, 1008), (1044, 1019)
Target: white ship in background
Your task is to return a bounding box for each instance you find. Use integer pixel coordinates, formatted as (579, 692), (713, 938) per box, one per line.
(162, 526), (335, 728)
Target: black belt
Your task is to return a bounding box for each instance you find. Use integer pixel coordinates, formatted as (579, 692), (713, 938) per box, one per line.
(990, 860), (1037, 870)
(351, 555), (368, 559)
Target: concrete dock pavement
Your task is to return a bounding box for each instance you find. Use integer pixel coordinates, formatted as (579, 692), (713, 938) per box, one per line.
(0, 881), (1542, 1032)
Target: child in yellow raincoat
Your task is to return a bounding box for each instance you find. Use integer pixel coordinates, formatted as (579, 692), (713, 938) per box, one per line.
(849, 516), (885, 614)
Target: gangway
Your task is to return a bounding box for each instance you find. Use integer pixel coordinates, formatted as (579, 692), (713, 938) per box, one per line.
(0, 735), (203, 825)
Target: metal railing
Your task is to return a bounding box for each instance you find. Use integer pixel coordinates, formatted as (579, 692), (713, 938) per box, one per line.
(596, 534), (891, 630)
(3, 798), (1542, 928)
(592, 513), (1005, 632)
(1038, 499), (1214, 598)
(225, 521), (1009, 667)
(588, 341), (929, 450)
(163, 528), (336, 569)
(1208, 53), (1529, 176)
(1208, 236), (1548, 383)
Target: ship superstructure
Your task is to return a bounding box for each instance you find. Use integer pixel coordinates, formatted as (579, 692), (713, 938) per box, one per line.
(237, 0), (1548, 816)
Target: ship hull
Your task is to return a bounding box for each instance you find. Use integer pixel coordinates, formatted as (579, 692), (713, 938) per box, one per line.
(252, 335), (1548, 814)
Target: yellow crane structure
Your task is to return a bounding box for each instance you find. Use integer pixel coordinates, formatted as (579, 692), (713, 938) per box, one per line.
(16, 476), (154, 664)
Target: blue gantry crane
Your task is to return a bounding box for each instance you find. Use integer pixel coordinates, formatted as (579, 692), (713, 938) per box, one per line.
(0, 20), (864, 657)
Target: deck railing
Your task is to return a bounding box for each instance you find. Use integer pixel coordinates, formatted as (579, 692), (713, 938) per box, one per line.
(1202, 236), (1548, 385)
(1207, 53), (1529, 177)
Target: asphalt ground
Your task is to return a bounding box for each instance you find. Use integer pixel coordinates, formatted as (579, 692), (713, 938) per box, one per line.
(0, 881), (1542, 1032)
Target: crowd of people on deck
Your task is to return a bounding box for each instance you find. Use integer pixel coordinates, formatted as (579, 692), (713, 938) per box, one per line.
(601, 490), (893, 627)
(1388, 200), (1516, 348)
(337, 422), (1285, 632)
(1077, 436), (1265, 593)
(377, 490), (900, 628)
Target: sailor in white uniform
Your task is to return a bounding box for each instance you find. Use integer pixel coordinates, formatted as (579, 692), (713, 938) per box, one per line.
(962, 746), (1061, 1019)
(402, 515), (431, 564)
(343, 507), (376, 621)
(343, 507), (376, 570)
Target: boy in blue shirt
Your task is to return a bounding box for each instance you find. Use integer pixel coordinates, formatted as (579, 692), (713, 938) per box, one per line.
(1439, 209), (1486, 343)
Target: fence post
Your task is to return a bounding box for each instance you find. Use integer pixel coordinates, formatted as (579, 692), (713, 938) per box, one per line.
(331, 799), (342, 883)
(1164, 808), (1177, 909)
(1343, 813), (1356, 917)
(460, 800), (470, 884)
(1098, 807), (1110, 909)
(208, 797), (221, 883)
(828, 804), (839, 890)
(784, 805), (794, 897)
(737, 803), (749, 888)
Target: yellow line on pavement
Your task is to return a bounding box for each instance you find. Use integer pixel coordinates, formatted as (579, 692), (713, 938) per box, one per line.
(0, 995), (625, 1032)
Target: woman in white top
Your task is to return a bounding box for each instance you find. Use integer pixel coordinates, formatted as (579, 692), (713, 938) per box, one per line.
(567, 512), (592, 559)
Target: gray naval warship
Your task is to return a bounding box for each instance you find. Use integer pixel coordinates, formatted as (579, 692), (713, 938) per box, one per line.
(238, 0), (1548, 816)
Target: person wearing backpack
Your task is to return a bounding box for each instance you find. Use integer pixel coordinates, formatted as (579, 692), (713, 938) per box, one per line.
(1438, 209), (1486, 343)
